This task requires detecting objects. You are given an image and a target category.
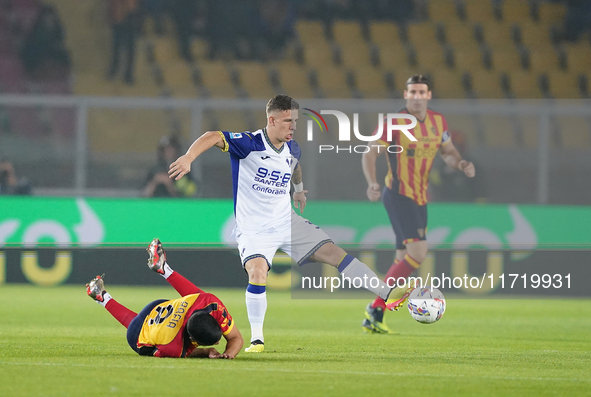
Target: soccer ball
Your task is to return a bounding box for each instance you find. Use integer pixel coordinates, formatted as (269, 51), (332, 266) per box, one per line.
(407, 286), (446, 324)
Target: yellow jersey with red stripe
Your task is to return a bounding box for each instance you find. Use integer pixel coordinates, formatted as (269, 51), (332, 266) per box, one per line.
(376, 108), (451, 205)
(137, 292), (233, 358)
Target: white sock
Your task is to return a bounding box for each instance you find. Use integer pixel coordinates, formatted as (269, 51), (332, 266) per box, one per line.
(245, 291), (267, 343)
(340, 257), (391, 301)
(160, 262), (174, 279)
(97, 292), (112, 307)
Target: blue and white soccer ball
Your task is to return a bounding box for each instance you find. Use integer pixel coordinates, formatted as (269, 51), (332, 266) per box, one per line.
(407, 286), (446, 324)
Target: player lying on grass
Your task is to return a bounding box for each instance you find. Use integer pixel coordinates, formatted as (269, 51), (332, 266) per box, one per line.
(86, 238), (243, 358)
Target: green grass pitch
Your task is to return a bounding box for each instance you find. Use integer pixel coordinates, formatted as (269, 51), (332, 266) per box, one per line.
(1, 284), (590, 397)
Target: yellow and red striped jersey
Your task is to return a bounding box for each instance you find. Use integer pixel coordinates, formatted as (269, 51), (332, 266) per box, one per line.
(376, 108), (451, 205)
(137, 293), (233, 358)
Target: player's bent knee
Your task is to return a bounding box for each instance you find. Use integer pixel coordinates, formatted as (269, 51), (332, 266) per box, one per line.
(312, 243), (346, 267)
(244, 258), (269, 283)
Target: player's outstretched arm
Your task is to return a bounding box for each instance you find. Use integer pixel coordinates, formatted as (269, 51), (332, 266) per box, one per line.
(439, 141), (475, 178)
(291, 162), (307, 214)
(220, 325), (243, 359)
(362, 145), (383, 201)
(169, 131), (225, 180)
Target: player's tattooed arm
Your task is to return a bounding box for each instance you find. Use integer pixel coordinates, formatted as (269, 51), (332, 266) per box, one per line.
(292, 162), (303, 184)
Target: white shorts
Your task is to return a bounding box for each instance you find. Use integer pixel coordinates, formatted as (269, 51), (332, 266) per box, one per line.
(236, 211), (332, 268)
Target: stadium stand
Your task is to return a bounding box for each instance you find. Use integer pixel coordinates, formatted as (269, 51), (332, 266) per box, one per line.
(429, 69), (466, 99)
(233, 62), (275, 99)
(501, 1), (533, 24)
(537, 1), (568, 25)
(271, 61), (314, 99)
(332, 20), (373, 71)
(427, 0), (461, 24)
(468, 70), (507, 99)
(313, 65), (352, 99)
(5, 0), (589, 161)
(461, 0), (496, 23)
(507, 70), (545, 99)
(352, 66), (392, 99)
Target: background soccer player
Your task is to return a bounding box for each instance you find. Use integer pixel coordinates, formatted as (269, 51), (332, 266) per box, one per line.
(169, 95), (395, 353)
(86, 239), (243, 358)
(361, 75), (475, 334)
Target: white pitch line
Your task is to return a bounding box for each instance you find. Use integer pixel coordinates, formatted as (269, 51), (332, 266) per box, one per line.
(0, 361), (589, 383)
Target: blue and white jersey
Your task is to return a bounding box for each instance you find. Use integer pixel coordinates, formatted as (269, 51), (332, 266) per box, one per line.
(219, 129), (301, 235)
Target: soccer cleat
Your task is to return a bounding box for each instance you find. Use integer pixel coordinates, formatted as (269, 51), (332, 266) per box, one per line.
(245, 339), (264, 353)
(86, 274), (106, 302)
(147, 238), (166, 274)
(385, 286), (415, 311)
(362, 318), (378, 334)
(364, 303), (395, 334)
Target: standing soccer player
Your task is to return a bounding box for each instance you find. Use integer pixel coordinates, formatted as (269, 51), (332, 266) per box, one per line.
(361, 75), (475, 334)
(169, 95), (395, 352)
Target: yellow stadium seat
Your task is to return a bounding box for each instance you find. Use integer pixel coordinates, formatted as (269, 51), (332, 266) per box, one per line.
(490, 46), (523, 72)
(479, 21), (516, 50)
(88, 109), (170, 153)
(502, 1), (533, 24)
(197, 61), (236, 98)
(190, 38), (209, 60)
(314, 66), (352, 98)
(370, 21), (405, 49)
(234, 62), (275, 99)
(443, 22), (479, 49)
(162, 62), (198, 98)
(428, 0), (461, 23)
(370, 22), (409, 69)
(453, 49), (485, 73)
(134, 54), (159, 92)
(463, 0), (495, 23)
(378, 46), (412, 70)
(508, 70), (544, 99)
(152, 37), (181, 66)
(113, 81), (161, 97)
(302, 40), (335, 69)
(413, 43), (449, 73)
(547, 71), (581, 99)
(340, 42), (373, 70)
(296, 20), (326, 43)
(528, 49), (561, 73)
(74, 73), (118, 96)
(332, 20), (372, 69)
(538, 2), (567, 25)
(354, 67), (390, 98)
(479, 114), (516, 148)
(556, 116), (591, 149)
(273, 62), (315, 99)
(518, 22), (553, 50)
(470, 70), (505, 99)
(429, 69), (466, 98)
(333, 20), (365, 46)
(564, 42), (591, 74)
(407, 22), (439, 46)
